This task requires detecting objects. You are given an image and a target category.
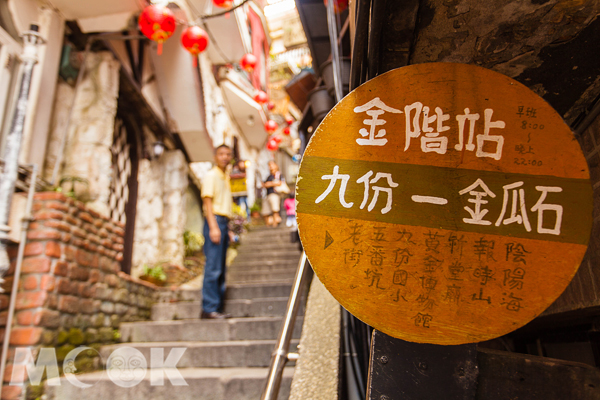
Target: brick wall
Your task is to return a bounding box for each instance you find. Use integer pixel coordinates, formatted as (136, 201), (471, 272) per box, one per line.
(1, 192), (157, 400)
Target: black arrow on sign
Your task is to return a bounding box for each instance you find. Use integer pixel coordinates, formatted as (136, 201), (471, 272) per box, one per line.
(324, 231), (334, 249)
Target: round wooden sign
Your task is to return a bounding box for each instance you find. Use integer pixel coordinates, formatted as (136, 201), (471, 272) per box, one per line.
(296, 63), (592, 345)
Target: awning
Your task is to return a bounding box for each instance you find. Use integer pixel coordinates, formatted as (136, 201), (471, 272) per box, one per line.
(220, 75), (268, 149)
(151, 24), (214, 162)
(203, 5), (252, 64)
(46, 0), (141, 32)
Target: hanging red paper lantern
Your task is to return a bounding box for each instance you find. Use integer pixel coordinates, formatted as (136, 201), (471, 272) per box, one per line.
(138, 5), (176, 55)
(240, 53), (258, 72)
(285, 117), (294, 125)
(181, 26), (209, 67)
(273, 135), (283, 143)
(265, 120), (278, 133)
(267, 101), (276, 111)
(323, 0), (348, 13)
(283, 127), (291, 135)
(213, 0), (234, 8)
(254, 91), (269, 104)
(266, 138), (279, 151)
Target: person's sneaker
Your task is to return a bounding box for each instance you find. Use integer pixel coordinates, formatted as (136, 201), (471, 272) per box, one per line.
(200, 311), (232, 319)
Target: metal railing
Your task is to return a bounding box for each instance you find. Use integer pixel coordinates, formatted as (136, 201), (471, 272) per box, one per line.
(261, 252), (311, 400)
(0, 163), (38, 399)
(261, 0), (347, 398)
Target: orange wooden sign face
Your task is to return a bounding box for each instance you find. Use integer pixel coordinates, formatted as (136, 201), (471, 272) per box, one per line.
(296, 63), (593, 345)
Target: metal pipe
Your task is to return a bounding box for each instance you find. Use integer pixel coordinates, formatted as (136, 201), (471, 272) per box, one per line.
(0, 164), (38, 399)
(0, 25), (44, 289)
(350, 0), (371, 91)
(261, 252), (310, 400)
(326, 0), (343, 102)
(367, 0), (385, 80)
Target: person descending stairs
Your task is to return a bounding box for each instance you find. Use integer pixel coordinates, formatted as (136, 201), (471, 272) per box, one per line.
(45, 225), (304, 400)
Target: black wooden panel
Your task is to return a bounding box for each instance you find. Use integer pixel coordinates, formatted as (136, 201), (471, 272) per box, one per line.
(367, 330), (478, 400)
(476, 348), (600, 400)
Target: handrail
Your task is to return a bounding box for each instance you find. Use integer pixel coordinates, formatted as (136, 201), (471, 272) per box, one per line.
(0, 164), (38, 399)
(261, 252), (310, 400)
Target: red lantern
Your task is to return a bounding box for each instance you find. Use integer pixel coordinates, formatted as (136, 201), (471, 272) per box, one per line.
(266, 138), (279, 151)
(273, 135), (283, 143)
(286, 117), (294, 125)
(283, 127), (291, 135)
(323, 0), (348, 13)
(240, 53), (257, 72)
(138, 5), (176, 55)
(181, 26), (209, 67)
(265, 120), (278, 133)
(267, 101), (276, 111)
(213, 0), (234, 7)
(254, 91), (269, 104)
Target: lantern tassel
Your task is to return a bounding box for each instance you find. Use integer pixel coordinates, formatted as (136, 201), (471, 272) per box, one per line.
(157, 42), (163, 56)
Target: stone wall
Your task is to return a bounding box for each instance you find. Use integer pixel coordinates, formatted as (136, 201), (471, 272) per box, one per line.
(159, 151), (189, 267)
(199, 53), (234, 147)
(1, 192), (156, 400)
(132, 150), (189, 277)
(43, 51), (121, 217)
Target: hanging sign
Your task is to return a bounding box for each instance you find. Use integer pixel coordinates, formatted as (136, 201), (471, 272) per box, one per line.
(296, 63), (592, 345)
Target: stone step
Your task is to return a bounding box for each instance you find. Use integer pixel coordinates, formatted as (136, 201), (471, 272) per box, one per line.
(44, 367), (294, 400)
(120, 317), (303, 343)
(233, 252), (301, 262)
(228, 263), (298, 273)
(225, 282), (293, 300)
(225, 297), (304, 318)
(236, 243), (300, 253)
(230, 259), (299, 270)
(99, 339), (299, 368)
(155, 282), (294, 304)
(242, 230), (296, 240)
(152, 297), (303, 321)
(228, 270), (297, 283)
(246, 226), (293, 234)
(241, 236), (296, 245)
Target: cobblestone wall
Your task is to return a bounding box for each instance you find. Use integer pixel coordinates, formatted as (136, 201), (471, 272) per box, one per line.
(1, 192), (156, 400)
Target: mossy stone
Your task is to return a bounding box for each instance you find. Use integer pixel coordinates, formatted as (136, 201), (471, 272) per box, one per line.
(68, 328), (85, 346)
(56, 329), (69, 346)
(56, 344), (75, 362)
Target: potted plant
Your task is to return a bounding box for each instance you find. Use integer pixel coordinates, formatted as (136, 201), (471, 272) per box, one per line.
(183, 230), (204, 256)
(249, 202), (261, 219)
(139, 264), (167, 286)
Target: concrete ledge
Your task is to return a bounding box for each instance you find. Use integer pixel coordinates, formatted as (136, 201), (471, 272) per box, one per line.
(289, 277), (341, 400)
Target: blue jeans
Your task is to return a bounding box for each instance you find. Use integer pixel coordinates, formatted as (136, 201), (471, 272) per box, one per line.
(235, 196), (251, 221)
(202, 215), (229, 313)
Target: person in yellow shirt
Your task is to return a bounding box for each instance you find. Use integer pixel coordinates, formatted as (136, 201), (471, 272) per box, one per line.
(200, 144), (233, 319)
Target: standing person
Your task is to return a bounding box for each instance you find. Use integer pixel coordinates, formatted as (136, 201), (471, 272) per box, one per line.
(262, 161), (285, 227)
(230, 159), (251, 222)
(284, 193), (296, 227)
(200, 144), (233, 319)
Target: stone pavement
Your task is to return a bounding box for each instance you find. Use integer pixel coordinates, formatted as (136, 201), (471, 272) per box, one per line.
(45, 225), (304, 400)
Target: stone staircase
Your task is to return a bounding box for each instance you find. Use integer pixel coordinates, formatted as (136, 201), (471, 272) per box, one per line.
(46, 225), (303, 400)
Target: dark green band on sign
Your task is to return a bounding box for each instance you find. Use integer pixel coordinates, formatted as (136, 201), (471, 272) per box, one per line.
(297, 156), (592, 245)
